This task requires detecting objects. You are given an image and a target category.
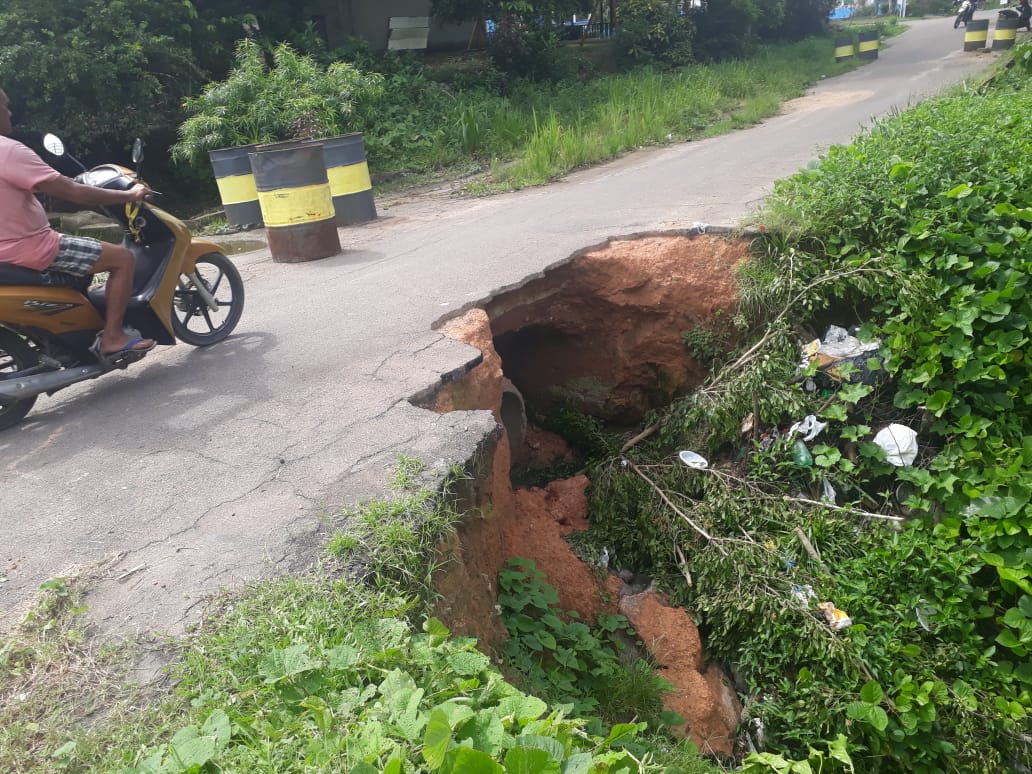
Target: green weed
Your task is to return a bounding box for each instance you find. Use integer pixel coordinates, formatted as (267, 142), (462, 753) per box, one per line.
(496, 559), (676, 729)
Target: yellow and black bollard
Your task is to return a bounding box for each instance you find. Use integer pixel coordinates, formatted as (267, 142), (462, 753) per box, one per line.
(834, 34), (855, 63)
(209, 145), (262, 228)
(993, 17), (1019, 50)
(249, 142), (341, 263)
(857, 30), (879, 60)
(965, 19), (990, 51)
(321, 134), (378, 226)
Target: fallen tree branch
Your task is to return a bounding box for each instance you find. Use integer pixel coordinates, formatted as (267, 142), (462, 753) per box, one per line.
(627, 459), (728, 556)
(783, 495), (903, 522)
(620, 423), (658, 453)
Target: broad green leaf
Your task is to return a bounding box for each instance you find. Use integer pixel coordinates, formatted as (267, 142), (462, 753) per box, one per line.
(167, 731), (216, 770)
(422, 708), (453, 770)
(498, 694), (547, 724)
(459, 710), (506, 756)
(325, 644), (360, 670)
(260, 644), (321, 683)
(504, 746), (561, 774)
(562, 752), (593, 774)
(435, 700), (476, 730)
(424, 617), (451, 637)
(442, 747), (505, 774)
(826, 734), (855, 771)
(926, 390), (953, 416)
(447, 650), (491, 676)
(513, 734), (566, 763)
(602, 722), (642, 748)
(197, 709), (231, 747)
(860, 680), (883, 705)
(868, 706), (889, 732)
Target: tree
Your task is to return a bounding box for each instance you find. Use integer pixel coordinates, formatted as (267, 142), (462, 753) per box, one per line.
(432, 0), (594, 80)
(0, 0), (200, 155)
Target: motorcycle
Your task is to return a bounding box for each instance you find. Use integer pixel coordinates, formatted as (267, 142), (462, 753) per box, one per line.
(0, 134), (245, 430)
(954, 0), (977, 27)
(998, 1), (1032, 29)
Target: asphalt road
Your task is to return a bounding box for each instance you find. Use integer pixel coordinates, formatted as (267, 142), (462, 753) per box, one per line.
(0, 19), (996, 638)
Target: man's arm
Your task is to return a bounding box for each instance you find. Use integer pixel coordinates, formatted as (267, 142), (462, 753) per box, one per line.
(35, 175), (150, 206)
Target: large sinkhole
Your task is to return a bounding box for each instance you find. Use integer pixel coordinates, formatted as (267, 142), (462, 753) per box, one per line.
(421, 232), (753, 757)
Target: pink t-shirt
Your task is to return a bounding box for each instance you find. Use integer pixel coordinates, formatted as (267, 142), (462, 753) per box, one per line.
(0, 136), (62, 270)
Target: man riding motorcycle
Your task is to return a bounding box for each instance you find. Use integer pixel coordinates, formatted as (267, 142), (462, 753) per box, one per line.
(0, 88), (155, 362)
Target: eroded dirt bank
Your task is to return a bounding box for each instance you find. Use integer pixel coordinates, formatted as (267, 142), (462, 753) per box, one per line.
(423, 233), (750, 755)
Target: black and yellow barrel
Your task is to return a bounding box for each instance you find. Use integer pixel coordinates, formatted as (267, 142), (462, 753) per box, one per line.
(857, 30), (879, 60)
(209, 145), (262, 227)
(965, 19), (989, 51)
(834, 35), (855, 63)
(249, 142), (340, 263)
(993, 17), (1019, 50)
(321, 134), (378, 226)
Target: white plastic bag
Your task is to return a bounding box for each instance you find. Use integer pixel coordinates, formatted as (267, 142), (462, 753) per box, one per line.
(874, 424), (918, 466)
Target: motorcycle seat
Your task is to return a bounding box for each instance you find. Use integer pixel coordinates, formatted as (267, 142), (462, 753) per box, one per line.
(0, 263), (90, 291)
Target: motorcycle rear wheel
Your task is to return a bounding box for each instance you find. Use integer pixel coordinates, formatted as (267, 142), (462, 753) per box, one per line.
(0, 328), (40, 430)
(171, 252), (245, 346)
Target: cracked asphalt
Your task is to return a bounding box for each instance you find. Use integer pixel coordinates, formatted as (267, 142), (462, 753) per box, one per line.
(0, 19), (994, 639)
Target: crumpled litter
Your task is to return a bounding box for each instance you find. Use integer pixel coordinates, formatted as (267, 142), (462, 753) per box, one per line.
(800, 325), (883, 385)
(873, 424), (918, 466)
(818, 601), (853, 630)
(819, 325), (880, 359)
(791, 584), (817, 608)
(678, 450), (709, 469)
(786, 414), (828, 443)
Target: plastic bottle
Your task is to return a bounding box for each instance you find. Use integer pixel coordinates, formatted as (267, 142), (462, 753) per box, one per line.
(791, 439), (813, 467)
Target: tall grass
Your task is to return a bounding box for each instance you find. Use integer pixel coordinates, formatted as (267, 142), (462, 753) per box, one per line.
(468, 36), (849, 191)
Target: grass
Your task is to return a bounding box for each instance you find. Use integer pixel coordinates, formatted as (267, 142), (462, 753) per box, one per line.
(357, 35), (864, 201)
(0, 575), (173, 773)
(465, 37), (859, 193)
(0, 458), (723, 772)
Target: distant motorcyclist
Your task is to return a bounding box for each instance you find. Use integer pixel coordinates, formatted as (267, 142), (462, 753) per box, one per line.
(954, 0), (977, 27)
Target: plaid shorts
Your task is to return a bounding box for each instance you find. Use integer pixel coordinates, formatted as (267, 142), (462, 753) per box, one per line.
(48, 235), (103, 277)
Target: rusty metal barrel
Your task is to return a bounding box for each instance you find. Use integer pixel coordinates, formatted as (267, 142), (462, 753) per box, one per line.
(209, 145), (262, 227)
(965, 19), (989, 51)
(857, 30), (879, 60)
(834, 35), (855, 63)
(993, 17), (1019, 50)
(249, 142), (340, 263)
(321, 134), (378, 226)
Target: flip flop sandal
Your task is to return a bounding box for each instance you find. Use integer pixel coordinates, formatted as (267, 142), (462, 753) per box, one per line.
(90, 333), (155, 366)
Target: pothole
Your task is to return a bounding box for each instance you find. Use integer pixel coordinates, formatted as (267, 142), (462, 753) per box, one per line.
(214, 238), (267, 255)
(417, 230), (755, 757)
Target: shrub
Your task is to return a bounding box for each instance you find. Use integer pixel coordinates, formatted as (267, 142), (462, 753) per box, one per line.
(171, 40), (383, 164)
(487, 16), (571, 82)
(615, 0), (696, 68)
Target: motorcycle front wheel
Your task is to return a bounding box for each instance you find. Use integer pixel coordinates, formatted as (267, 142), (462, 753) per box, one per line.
(0, 328), (40, 430)
(171, 252), (245, 346)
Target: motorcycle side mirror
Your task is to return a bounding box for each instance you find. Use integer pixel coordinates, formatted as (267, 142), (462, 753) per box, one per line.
(132, 137), (145, 165)
(42, 133), (65, 157)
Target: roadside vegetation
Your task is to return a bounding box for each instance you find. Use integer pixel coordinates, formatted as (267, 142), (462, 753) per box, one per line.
(0, 459), (717, 773)
(554, 43), (1032, 772)
(7, 4), (1025, 773)
(0, 0), (898, 213)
